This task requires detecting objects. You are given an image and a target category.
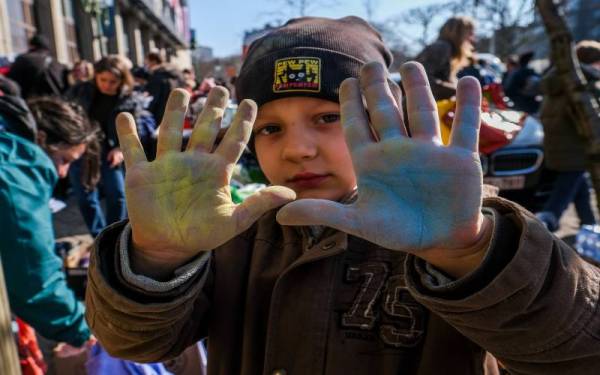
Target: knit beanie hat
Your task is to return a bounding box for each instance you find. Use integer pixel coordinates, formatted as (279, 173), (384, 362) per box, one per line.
(235, 16), (393, 107)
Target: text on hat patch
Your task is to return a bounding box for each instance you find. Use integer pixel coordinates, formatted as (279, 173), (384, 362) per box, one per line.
(273, 57), (321, 93)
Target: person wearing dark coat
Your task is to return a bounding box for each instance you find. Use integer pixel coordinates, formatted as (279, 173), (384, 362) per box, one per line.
(145, 51), (184, 124)
(66, 56), (155, 237)
(7, 35), (69, 99)
(0, 74), (21, 97)
(535, 41), (600, 231)
(503, 51), (541, 114)
(416, 16), (476, 100)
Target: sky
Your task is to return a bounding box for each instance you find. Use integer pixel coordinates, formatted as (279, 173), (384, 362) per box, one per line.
(189, 0), (445, 57)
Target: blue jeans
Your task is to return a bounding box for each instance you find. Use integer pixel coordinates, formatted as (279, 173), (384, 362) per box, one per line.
(543, 171), (596, 228)
(69, 155), (127, 237)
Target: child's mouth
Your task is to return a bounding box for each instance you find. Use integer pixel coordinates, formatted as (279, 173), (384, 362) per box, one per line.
(287, 173), (330, 189)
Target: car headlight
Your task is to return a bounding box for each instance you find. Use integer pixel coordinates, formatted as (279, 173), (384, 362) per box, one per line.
(509, 115), (544, 147)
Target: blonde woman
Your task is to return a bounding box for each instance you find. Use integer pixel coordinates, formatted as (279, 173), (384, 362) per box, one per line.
(416, 16), (476, 100)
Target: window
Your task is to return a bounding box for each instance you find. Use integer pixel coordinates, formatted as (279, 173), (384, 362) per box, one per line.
(7, 0), (36, 54)
(61, 0), (79, 63)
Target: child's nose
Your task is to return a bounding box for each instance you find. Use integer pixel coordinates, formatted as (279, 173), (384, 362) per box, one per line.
(281, 133), (318, 161)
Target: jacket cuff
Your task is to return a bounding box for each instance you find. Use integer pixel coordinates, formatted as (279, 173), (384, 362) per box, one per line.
(118, 223), (211, 293)
(410, 206), (519, 300)
(91, 220), (209, 304)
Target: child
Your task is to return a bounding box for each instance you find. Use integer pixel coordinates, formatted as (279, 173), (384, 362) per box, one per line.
(86, 17), (600, 374)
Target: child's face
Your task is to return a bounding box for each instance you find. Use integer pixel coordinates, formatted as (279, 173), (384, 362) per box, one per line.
(254, 97), (357, 201)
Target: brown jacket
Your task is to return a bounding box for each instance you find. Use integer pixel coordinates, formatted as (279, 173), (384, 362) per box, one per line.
(540, 64), (600, 171)
(86, 197), (600, 375)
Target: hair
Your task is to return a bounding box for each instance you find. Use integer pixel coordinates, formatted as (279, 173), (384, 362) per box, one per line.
(518, 51), (534, 66)
(28, 96), (102, 189)
(110, 54), (133, 70)
(439, 16), (475, 59)
(438, 16), (475, 79)
(147, 51), (164, 65)
(131, 65), (151, 80)
(576, 40), (600, 65)
(72, 60), (95, 81)
(29, 34), (50, 50)
(93, 56), (134, 95)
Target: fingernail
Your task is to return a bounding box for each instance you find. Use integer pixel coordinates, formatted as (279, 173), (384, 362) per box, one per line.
(116, 112), (133, 128)
(206, 86), (229, 107)
(167, 89), (190, 111)
(239, 99), (257, 119)
(360, 61), (387, 88)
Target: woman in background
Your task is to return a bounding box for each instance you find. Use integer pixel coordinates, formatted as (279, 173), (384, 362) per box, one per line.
(67, 56), (153, 237)
(416, 16), (476, 100)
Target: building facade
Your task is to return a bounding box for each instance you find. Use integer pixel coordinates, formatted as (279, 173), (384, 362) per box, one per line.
(0, 0), (191, 68)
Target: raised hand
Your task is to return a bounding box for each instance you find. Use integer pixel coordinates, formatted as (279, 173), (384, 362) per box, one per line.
(277, 62), (489, 271)
(116, 88), (295, 273)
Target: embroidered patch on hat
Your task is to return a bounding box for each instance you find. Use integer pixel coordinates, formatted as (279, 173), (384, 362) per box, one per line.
(273, 57), (321, 93)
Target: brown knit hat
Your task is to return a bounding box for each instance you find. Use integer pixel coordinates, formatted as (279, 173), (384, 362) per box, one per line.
(235, 16), (393, 107)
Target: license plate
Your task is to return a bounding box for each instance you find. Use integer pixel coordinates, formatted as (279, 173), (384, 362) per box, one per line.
(483, 175), (525, 190)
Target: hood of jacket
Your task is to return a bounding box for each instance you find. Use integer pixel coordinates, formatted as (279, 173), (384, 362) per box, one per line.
(0, 94), (37, 142)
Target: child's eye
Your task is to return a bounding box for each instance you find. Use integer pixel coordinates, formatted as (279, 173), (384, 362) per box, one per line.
(255, 124), (281, 136)
(316, 113), (340, 124)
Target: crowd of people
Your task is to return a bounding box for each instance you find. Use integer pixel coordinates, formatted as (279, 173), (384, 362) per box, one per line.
(1, 14), (599, 375)
(0, 34), (223, 374)
(416, 16), (600, 235)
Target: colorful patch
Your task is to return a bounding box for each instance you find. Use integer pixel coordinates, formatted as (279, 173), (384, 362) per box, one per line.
(273, 57), (321, 93)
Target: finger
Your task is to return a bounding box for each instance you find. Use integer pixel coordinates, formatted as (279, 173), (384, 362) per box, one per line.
(359, 61), (406, 139)
(388, 78), (404, 112)
(186, 86), (229, 153)
(276, 199), (359, 233)
(450, 76), (482, 152)
(214, 99), (256, 164)
(388, 78), (410, 136)
(340, 78), (373, 151)
(233, 186), (296, 231)
(156, 89), (190, 158)
(400, 62), (441, 143)
(116, 112), (146, 169)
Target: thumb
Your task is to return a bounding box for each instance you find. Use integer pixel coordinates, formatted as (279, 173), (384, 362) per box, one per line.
(276, 199), (355, 231)
(233, 185), (297, 230)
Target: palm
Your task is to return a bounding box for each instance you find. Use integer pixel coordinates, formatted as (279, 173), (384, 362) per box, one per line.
(125, 152), (235, 255)
(348, 138), (482, 251)
(277, 62), (484, 254)
(116, 88), (295, 262)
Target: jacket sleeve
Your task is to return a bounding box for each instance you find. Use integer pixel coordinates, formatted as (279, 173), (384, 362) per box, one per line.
(405, 197), (600, 374)
(0, 146), (90, 346)
(85, 220), (213, 362)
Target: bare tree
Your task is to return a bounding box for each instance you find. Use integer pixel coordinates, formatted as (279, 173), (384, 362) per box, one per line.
(470, 0), (536, 56)
(264, 0), (340, 19)
(363, 0), (380, 22)
(474, 0), (534, 31)
(386, 2), (455, 49)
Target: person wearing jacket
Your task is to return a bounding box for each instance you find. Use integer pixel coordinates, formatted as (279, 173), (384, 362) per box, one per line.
(145, 51), (184, 124)
(0, 95), (98, 347)
(416, 16), (476, 100)
(86, 17), (599, 374)
(503, 51), (541, 114)
(66, 56), (154, 237)
(7, 34), (69, 99)
(535, 40), (600, 231)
